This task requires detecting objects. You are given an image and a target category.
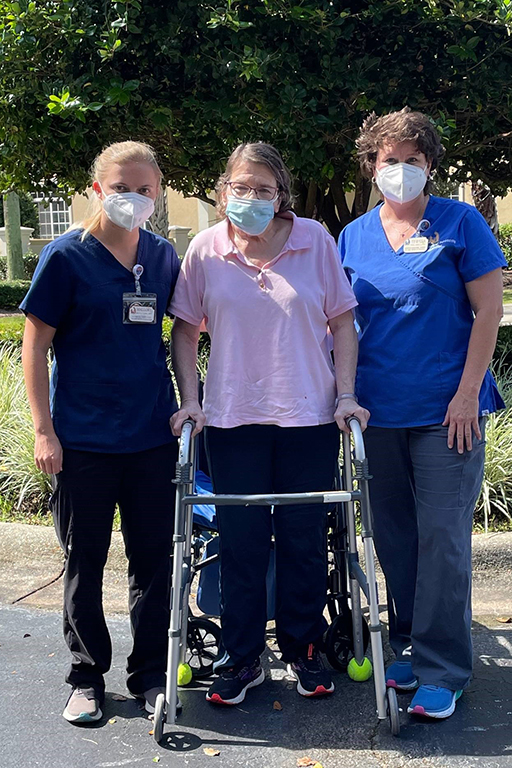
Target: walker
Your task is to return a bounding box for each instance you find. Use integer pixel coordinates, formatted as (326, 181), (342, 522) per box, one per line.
(152, 418), (400, 741)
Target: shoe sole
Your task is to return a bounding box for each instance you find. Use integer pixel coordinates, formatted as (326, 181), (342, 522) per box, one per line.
(206, 668), (265, 705)
(62, 707), (103, 723)
(386, 678), (419, 691)
(407, 690), (462, 719)
(132, 693), (182, 714)
(145, 698), (182, 714)
(286, 664), (335, 698)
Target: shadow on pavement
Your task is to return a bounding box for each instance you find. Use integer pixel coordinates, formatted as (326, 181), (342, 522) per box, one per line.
(1, 607), (511, 768)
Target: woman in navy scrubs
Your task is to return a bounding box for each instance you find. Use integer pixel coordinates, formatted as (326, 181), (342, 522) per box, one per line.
(21, 141), (181, 724)
(339, 108), (506, 720)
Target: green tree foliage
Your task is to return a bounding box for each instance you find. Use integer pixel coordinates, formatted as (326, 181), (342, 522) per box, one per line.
(1, 1), (512, 237)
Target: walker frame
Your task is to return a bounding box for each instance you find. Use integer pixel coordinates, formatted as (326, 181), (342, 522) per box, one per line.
(152, 418), (400, 742)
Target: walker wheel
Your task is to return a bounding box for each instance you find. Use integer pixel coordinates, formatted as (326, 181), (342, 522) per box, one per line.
(324, 611), (370, 671)
(153, 692), (166, 743)
(387, 686), (400, 737)
(186, 617), (222, 680)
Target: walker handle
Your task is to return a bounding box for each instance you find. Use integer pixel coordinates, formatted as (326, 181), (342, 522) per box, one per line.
(346, 416), (366, 462)
(177, 419), (195, 467)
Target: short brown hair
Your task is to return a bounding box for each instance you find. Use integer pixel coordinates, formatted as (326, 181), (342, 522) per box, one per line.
(215, 142), (293, 216)
(356, 107), (445, 186)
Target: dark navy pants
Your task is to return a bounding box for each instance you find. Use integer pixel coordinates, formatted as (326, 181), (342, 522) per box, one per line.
(364, 420), (486, 690)
(50, 442), (178, 699)
(205, 423), (340, 666)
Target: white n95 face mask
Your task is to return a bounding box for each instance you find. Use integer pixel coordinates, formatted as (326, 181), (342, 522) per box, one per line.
(100, 187), (155, 231)
(375, 163), (428, 204)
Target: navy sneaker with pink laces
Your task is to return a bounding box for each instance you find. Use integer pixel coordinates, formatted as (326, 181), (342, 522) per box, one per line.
(287, 644), (334, 697)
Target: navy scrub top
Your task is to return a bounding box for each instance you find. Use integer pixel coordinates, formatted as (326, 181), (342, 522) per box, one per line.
(20, 228), (181, 453)
(338, 195), (507, 428)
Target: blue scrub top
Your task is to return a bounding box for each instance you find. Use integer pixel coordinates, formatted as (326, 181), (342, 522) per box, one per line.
(338, 195), (507, 428)
(21, 228), (181, 452)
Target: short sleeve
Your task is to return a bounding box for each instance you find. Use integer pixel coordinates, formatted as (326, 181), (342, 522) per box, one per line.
(323, 232), (358, 318)
(458, 207), (507, 283)
(337, 227), (347, 263)
(168, 246), (206, 326)
(19, 244), (74, 329)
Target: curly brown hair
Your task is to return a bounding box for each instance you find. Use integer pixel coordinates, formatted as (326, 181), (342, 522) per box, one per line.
(356, 107), (445, 192)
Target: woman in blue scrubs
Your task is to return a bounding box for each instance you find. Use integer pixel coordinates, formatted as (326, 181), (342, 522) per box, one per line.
(339, 108), (506, 719)
(21, 141), (181, 724)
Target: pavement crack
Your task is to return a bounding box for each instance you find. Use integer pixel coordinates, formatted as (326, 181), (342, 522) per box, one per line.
(368, 715), (381, 751)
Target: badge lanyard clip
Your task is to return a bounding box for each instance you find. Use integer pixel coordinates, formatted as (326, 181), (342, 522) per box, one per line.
(132, 264), (144, 296)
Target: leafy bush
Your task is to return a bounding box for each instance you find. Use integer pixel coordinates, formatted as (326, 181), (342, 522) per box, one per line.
(162, 315), (171, 347)
(499, 224), (512, 269)
(0, 316), (25, 348)
(475, 363), (512, 531)
(0, 344), (51, 516)
(0, 251), (39, 280)
(494, 324), (512, 370)
(0, 280), (31, 310)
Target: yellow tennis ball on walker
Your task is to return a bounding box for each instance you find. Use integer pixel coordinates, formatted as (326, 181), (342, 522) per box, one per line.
(177, 663), (193, 686)
(347, 657), (373, 682)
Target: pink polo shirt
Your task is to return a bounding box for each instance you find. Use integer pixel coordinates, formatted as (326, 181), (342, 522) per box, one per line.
(170, 212), (357, 428)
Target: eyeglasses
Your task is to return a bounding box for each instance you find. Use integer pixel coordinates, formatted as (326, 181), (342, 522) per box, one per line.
(225, 181), (279, 202)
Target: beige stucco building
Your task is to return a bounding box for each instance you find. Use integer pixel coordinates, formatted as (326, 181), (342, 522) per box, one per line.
(27, 184), (512, 257)
(29, 187), (218, 257)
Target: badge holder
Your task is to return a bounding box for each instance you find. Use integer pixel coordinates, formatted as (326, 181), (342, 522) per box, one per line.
(403, 219), (430, 254)
(123, 264), (157, 324)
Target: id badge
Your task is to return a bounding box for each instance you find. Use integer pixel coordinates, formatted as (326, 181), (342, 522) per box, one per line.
(403, 236), (429, 254)
(123, 293), (157, 324)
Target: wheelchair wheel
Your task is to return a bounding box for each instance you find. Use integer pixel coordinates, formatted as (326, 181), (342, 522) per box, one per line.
(324, 611), (370, 671)
(186, 617), (222, 680)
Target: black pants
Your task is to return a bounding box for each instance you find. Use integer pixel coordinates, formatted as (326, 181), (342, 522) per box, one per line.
(50, 442), (178, 699)
(205, 423), (339, 666)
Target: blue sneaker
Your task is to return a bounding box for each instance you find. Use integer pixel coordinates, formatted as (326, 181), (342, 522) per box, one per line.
(408, 685), (462, 719)
(386, 661), (418, 691)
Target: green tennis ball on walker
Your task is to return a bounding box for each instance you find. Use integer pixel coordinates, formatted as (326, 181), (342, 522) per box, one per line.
(347, 657), (373, 682)
(177, 663), (193, 686)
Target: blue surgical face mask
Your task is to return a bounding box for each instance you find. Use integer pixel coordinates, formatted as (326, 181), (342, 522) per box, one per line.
(225, 196), (276, 236)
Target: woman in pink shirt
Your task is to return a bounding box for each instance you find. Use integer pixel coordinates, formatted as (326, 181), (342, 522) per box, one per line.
(170, 142), (369, 706)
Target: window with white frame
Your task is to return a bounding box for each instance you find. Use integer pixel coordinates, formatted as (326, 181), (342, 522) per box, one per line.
(33, 196), (71, 239)
(448, 184), (464, 201)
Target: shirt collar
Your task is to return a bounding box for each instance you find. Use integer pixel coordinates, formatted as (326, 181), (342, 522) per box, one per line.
(212, 211), (313, 257)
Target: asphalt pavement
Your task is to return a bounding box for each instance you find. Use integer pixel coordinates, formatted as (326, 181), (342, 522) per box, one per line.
(0, 524), (511, 768)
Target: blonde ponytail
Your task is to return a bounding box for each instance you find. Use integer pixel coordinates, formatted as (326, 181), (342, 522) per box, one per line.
(67, 141), (162, 240)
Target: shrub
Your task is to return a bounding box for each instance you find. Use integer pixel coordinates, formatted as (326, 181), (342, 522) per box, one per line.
(0, 280), (31, 310)
(21, 251), (40, 279)
(494, 325), (512, 370)
(475, 363), (512, 531)
(0, 316), (25, 348)
(162, 315), (172, 347)
(0, 251), (39, 281)
(0, 344), (51, 516)
(499, 224), (512, 269)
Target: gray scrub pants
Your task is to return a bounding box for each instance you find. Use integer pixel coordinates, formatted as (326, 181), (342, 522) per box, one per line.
(364, 419), (486, 691)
